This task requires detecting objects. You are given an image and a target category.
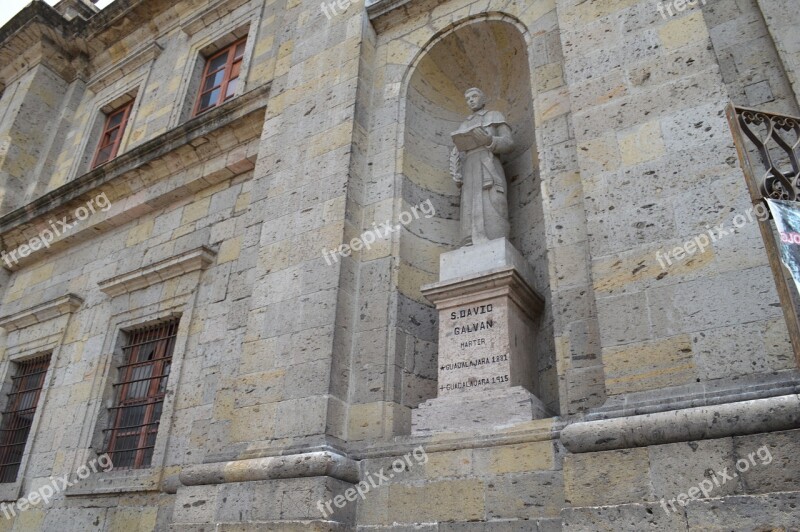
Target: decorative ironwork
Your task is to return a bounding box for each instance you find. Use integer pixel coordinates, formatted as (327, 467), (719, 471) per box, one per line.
(0, 355), (51, 483)
(732, 106), (800, 201)
(105, 319), (178, 469)
(727, 103), (800, 362)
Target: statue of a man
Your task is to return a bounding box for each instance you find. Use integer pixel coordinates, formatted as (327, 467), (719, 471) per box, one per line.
(450, 88), (514, 247)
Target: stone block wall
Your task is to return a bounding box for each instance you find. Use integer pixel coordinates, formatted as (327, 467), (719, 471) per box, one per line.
(0, 0), (796, 529)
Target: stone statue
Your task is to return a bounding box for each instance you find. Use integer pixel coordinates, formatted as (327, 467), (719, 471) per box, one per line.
(449, 87), (514, 247)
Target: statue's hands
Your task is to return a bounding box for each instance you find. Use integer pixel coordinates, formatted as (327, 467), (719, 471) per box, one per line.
(471, 127), (492, 147)
(449, 146), (463, 186)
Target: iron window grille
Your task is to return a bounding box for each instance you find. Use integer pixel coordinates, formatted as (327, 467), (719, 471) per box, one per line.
(91, 100), (135, 169)
(193, 37), (247, 116)
(0, 355), (51, 483)
(105, 319), (179, 469)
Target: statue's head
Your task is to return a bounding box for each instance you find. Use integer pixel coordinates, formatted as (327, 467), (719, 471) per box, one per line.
(464, 88), (486, 112)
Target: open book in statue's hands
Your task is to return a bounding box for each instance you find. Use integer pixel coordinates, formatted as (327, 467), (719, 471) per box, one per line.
(451, 126), (492, 152)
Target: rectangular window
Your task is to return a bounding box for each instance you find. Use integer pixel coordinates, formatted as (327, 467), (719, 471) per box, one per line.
(0, 355), (51, 483)
(193, 37), (246, 116)
(105, 319), (179, 469)
(91, 100), (134, 169)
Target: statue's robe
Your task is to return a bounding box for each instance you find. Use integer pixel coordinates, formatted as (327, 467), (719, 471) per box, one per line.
(452, 109), (513, 246)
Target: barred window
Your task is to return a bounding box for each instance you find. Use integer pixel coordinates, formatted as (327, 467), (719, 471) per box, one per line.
(91, 100), (134, 169)
(193, 37), (246, 116)
(0, 355), (51, 483)
(105, 320), (178, 469)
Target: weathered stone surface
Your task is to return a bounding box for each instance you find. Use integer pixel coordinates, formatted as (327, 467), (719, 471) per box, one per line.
(0, 0), (798, 529)
(561, 395), (800, 453)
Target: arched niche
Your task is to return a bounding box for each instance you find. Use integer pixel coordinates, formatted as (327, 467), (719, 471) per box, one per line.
(396, 16), (557, 415)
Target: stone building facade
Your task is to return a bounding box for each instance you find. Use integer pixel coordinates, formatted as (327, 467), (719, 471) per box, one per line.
(0, 0), (798, 529)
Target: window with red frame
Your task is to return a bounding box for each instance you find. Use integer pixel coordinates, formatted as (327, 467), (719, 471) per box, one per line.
(194, 37), (247, 116)
(0, 355), (51, 483)
(91, 101), (134, 169)
(105, 319), (179, 469)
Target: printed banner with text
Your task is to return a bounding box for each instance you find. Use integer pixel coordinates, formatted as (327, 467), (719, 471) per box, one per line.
(766, 198), (800, 294)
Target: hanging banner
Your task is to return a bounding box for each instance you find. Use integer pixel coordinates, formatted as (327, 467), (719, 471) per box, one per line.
(766, 198), (800, 294)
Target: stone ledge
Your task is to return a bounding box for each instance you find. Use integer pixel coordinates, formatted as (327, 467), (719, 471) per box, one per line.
(179, 451), (360, 487)
(98, 246), (216, 297)
(0, 83), (269, 235)
(0, 294), (83, 331)
(421, 266), (544, 320)
(561, 394), (800, 453)
(588, 371), (800, 420)
(169, 520), (351, 531)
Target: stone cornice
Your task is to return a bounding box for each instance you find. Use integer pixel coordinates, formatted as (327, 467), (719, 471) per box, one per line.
(0, 83), (269, 237)
(421, 266), (545, 320)
(178, 451), (360, 487)
(560, 394), (800, 453)
(98, 246), (216, 296)
(180, 0), (252, 36)
(0, 294), (83, 332)
(0, 3), (85, 86)
(366, 0), (412, 19)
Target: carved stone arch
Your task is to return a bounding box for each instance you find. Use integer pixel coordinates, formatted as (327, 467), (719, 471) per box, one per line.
(393, 13), (558, 416)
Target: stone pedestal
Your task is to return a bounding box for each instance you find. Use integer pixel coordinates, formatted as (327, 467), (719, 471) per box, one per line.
(413, 238), (548, 434)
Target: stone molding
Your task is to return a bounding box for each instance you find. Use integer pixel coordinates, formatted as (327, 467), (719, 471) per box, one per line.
(0, 83), (268, 236)
(421, 266), (544, 321)
(87, 42), (162, 93)
(180, 0), (252, 36)
(98, 246), (216, 296)
(179, 451), (360, 487)
(0, 294), (83, 332)
(561, 394), (800, 453)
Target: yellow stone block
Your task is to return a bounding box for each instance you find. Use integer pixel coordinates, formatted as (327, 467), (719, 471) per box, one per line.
(13, 508), (44, 530)
(604, 335), (697, 395)
(659, 11), (709, 51)
(535, 88), (570, 123)
(423, 449), (473, 479)
(397, 260), (436, 304)
(231, 403), (276, 442)
(478, 440), (556, 474)
(107, 507), (158, 531)
(388, 479), (484, 523)
(181, 197), (211, 224)
(577, 134), (620, 172)
(28, 263), (54, 286)
(618, 120), (666, 166)
(125, 218), (155, 247)
(234, 191), (251, 213)
(217, 236), (243, 264)
(593, 244), (714, 293)
(564, 447), (651, 506)
(535, 62), (565, 92)
(348, 402), (385, 440)
(308, 121), (354, 159)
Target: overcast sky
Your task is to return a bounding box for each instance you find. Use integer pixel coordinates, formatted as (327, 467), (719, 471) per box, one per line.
(1, 0), (117, 28)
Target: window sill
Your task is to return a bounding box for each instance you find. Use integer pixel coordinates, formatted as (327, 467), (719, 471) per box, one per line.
(64, 466), (162, 496)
